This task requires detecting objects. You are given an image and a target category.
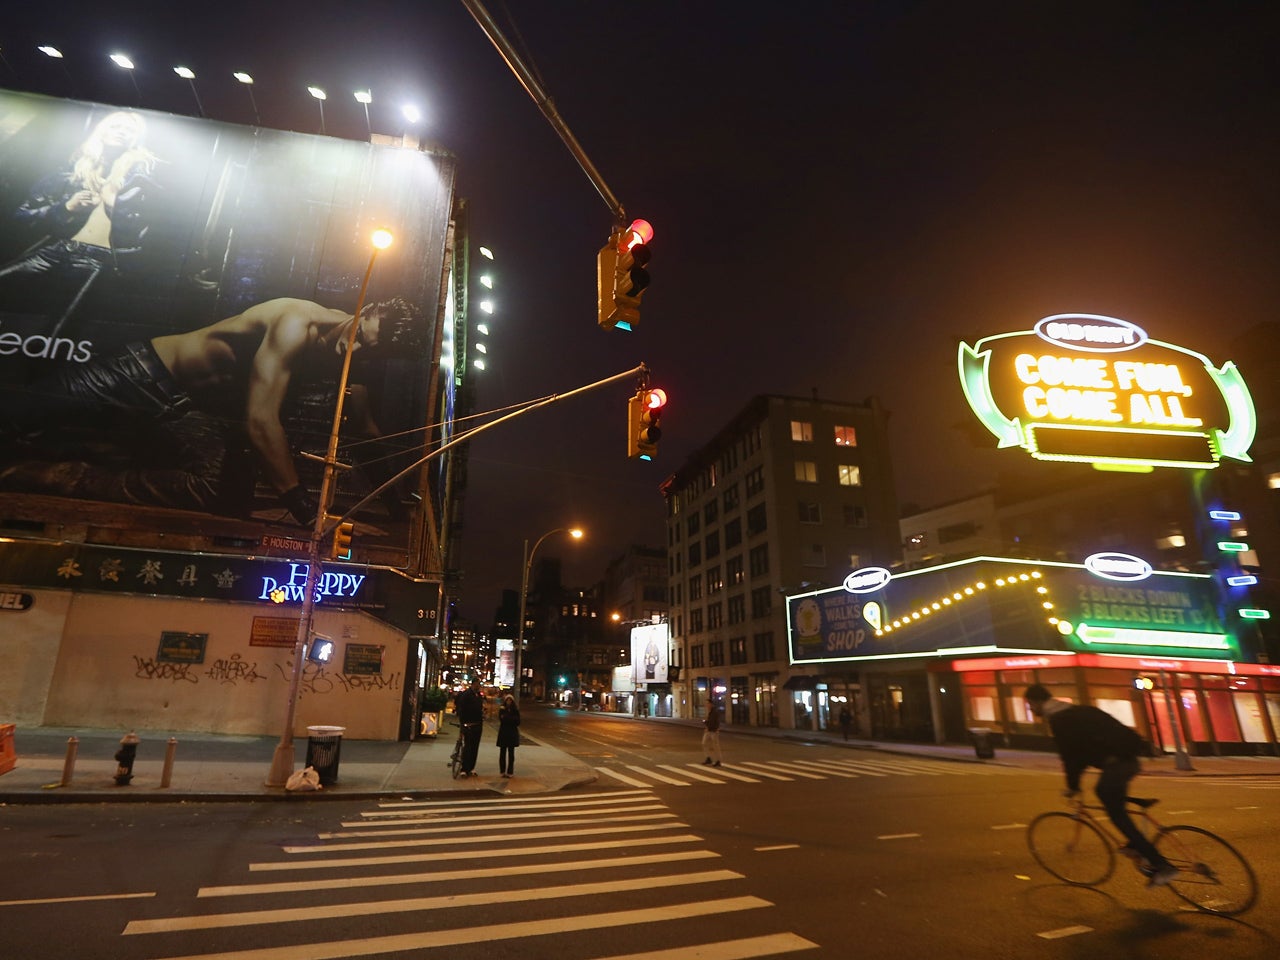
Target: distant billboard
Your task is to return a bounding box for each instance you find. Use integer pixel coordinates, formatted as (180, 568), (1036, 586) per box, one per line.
(0, 89), (456, 549)
(958, 314), (1255, 471)
(630, 621), (669, 685)
(494, 638), (515, 689)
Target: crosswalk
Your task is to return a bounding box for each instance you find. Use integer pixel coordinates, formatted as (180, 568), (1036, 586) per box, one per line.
(115, 789), (819, 959)
(594, 754), (1025, 789)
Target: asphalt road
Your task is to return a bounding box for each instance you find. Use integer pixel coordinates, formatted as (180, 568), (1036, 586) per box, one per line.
(2, 709), (1276, 959)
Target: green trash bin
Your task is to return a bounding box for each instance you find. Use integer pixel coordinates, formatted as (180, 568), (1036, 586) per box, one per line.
(305, 725), (346, 785)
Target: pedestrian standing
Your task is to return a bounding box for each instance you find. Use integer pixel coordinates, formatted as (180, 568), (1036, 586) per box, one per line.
(497, 693), (521, 778)
(702, 700), (722, 767)
(838, 704), (853, 741)
(454, 676), (485, 777)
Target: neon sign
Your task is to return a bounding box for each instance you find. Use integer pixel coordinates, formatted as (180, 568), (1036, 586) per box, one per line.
(959, 314), (1256, 471)
(1084, 552), (1153, 582)
(843, 566), (891, 593)
(258, 563), (366, 604)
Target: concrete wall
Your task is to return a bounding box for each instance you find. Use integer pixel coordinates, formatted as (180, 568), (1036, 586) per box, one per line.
(0, 588), (71, 725)
(41, 594), (408, 739)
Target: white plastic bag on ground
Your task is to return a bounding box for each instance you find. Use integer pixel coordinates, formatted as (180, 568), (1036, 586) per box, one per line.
(285, 766), (322, 791)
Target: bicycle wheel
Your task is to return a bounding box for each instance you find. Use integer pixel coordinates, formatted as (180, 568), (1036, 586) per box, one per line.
(1027, 811), (1115, 886)
(449, 736), (463, 779)
(1155, 825), (1258, 916)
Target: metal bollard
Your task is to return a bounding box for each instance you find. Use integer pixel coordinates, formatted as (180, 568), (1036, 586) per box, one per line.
(159, 737), (178, 788)
(114, 731), (140, 786)
(60, 736), (79, 787)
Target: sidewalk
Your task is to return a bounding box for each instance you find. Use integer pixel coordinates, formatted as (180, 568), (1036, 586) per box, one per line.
(2, 715), (1277, 805)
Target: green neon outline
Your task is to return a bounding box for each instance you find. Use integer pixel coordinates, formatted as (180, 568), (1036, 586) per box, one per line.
(957, 326), (1258, 467)
(1074, 622), (1230, 651)
(1024, 421), (1220, 470)
(1238, 609), (1270, 620)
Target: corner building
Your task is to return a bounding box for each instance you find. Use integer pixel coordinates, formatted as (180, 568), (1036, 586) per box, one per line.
(662, 394), (900, 729)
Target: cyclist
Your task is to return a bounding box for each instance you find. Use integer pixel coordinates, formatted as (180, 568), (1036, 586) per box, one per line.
(1024, 684), (1177, 886)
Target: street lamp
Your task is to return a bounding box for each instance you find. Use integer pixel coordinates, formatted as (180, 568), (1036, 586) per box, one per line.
(109, 52), (142, 104)
(265, 227), (394, 788)
(233, 72), (260, 124)
(173, 66), (204, 117)
(308, 85), (327, 135)
(514, 527), (583, 706)
(354, 89), (373, 139)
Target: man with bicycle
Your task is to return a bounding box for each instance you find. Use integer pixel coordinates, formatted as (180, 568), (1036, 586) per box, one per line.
(454, 676), (486, 778)
(1025, 684), (1178, 887)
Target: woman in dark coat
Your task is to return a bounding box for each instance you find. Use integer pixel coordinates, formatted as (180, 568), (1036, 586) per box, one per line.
(496, 694), (521, 778)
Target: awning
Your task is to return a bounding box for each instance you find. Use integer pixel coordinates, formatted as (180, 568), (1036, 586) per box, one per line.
(782, 675), (819, 691)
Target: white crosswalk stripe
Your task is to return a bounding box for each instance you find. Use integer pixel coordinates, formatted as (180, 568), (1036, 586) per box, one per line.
(586, 754), (1029, 788)
(115, 791), (818, 960)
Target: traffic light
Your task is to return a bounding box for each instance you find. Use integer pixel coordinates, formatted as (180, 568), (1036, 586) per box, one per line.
(330, 519), (354, 560)
(597, 219), (653, 331)
(628, 387), (667, 460)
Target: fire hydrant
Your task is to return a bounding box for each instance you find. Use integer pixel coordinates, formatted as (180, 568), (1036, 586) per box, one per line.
(114, 731), (140, 785)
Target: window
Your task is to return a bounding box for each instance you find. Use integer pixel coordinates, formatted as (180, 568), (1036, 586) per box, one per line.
(749, 543), (770, 577)
(709, 640), (725, 667)
(724, 517), (742, 549)
(750, 587), (772, 619)
(803, 543), (826, 567)
(905, 531), (927, 550)
(837, 464), (861, 486)
(690, 644), (705, 668)
(723, 484), (740, 512)
(790, 420), (813, 442)
(727, 555), (744, 586)
(747, 503), (768, 536)
(705, 530), (721, 559)
(730, 636), (748, 664)
(843, 504), (868, 527)
(753, 631), (775, 661)
(707, 602), (723, 629)
(688, 574), (703, 601)
(798, 501), (821, 523)
(745, 466), (765, 498)
(794, 460), (818, 483)
(727, 594), (745, 624)
(687, 513), (700, 536)
(707, 565), (724, 594)
(704, 501), (719, 524)
(834, 425), (857, 447)
(689, 608), (704, 634)
(688, 541), (701, 567)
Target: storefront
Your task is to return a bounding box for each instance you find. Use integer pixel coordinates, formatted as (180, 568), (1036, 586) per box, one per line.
(785, 554), (1279, 755)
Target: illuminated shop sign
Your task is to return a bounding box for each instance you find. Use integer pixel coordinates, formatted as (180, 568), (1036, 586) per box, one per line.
(843, 566), (891, 593)
(259, 563), (367, 604)
(787, 555), (1230, 664)
(958, 314), (1256, 471)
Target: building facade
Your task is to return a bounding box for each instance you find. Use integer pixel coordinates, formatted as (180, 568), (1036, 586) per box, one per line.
(662, 394), (900, 730)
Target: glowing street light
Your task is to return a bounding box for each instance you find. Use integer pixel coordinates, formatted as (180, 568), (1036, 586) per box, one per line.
(265, 228), (395, 788)
(233, 71), (260, 124)
(38, 46), (63, 58)
(308, 85), (327, 135)
(173, 65), (204, 117)
(354, 89), (373, 139)
(515, 527), (584, 705)
(109, 52), (142, 104)
(402, 103), (422, 125)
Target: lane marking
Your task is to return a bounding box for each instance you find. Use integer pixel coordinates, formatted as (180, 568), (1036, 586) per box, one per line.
(722, 763), (793, 781)
(754, 844), (800, 852)
(1037, 925), (1093, 940)
(877, 833), (922, 841)
(358, 793), (658, 819)
(284, 821), (689, 854)
(320, 811), (676, 839)
(741, 761), (826, 780)
(127, 870), (745, 934)
(991, 823), (1026, 831)
(658, 764), (726, 783)
(251, 833), (705, 872)
(625, 764), (691, 786)
(686, 764), (760, 783)
(788, 760), (859, 778)
(593, 932), (820, 959)
(0, 891), (155, 907)
(344, 801), (666, 828)
(596, 767), (653, 788)
(825, 761), (887, 777)
(202, 850), (720, 898)
(140, 899), (773, 960)
(375, 788), (650, 809)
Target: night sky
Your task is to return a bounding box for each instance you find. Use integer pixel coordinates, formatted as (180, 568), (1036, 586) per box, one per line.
(3, 2), (1277, 619)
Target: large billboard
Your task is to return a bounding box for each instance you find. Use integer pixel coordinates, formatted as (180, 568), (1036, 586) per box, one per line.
(631, 621), (669, 684)
(788, 555), (1230, 665)
(958, 314), (1255, 471)
(0, 89), (456, 551)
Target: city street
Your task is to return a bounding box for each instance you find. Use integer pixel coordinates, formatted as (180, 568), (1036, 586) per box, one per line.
(1, 709), (1277, 959)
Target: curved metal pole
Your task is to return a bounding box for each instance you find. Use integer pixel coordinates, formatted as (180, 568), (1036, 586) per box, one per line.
(514, 527), (572, 707)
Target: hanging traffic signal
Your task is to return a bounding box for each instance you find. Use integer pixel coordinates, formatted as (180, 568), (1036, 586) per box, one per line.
(330, 519), (354, 560)
(597, 219), (653, 331)
(628, 387), (667, 460)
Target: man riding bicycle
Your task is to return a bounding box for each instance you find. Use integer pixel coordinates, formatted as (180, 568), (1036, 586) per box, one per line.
(1025, 684), (1178, 887)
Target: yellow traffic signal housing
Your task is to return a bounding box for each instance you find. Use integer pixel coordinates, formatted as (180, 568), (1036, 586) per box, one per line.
(628, 388), (666, 460)
(597, 220), (652, 331)
(330, 520), (355, 559)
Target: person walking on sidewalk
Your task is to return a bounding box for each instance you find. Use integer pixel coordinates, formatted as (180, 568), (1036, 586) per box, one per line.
(454, 677), (485, 778)
(1024, 684), (1177, 886)
(702, 700), (723, 767)
(496, 693), (521, 778)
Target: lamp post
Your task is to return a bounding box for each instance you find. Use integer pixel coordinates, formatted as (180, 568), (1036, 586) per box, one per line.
(308, 85), (327, 135)
(354, 90), (373, 140)
(173, 66), (204, 117)
(514, 527), (583, 706)
(109, 52), (142, 105)
(233, 72), (260, 124)
(265, 227), (394, 788)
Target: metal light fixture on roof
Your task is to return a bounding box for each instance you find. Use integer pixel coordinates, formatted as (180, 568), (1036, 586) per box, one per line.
(479, 246), (494, 260)
(479, 300), (494, 314)
(233, 71), (260, 124)
(354, 90), (373, 139)
(174, 65), (195, 79)
(479, 275), (493, 289)
(307, 86), (327, 135)
(173, 66), (205, 117)
(38, 46), (63, 58)
(476, 323), (490, 336)
(233, 71), (253, 84)
(109, 53), (134, 70)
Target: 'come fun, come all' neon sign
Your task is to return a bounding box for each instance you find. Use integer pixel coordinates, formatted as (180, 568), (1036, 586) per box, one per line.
(958, 314), (1256, 471)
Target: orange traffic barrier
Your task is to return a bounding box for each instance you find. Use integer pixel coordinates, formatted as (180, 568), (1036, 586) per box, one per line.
(0, 724), (16, 776)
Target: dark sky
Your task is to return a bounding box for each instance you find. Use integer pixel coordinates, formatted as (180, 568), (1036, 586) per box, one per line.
(3, 1), (1278, 619)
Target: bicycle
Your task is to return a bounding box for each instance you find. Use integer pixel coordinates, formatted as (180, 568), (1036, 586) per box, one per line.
(446, 721), (463, 779)
(1026, 795), (1258, 916)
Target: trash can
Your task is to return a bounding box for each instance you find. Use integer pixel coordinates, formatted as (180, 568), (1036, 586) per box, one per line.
(305, 725), (346, 785)
(968, 727), (996, 760)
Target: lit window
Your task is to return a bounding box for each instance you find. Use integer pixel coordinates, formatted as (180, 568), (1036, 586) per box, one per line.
(790, 420), (813, 442)
(794, 461), (818, 483)
(834, 425), (857, 446)
(1268, 471), (1280, 490)
(837, 464), (861, 486)
(1155, 534), (1187, 550)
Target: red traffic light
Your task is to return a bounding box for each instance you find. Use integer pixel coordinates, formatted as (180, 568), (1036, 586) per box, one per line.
(621, 218), (654, 251)
(643, 387), (667, 411)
